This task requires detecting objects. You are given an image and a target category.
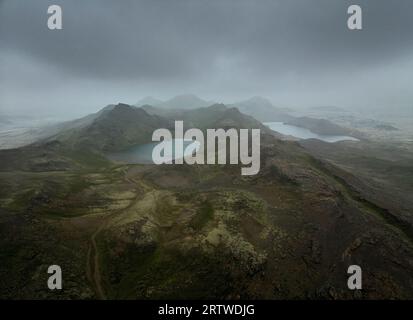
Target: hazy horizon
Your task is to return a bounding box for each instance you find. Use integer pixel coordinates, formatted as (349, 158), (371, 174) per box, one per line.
(1, 0), (413, 118)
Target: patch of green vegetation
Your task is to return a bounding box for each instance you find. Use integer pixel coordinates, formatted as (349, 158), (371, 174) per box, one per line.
(153, 194), (182, 226)
(8, 188), (37, 211)
(23, 174), (98, 218)
(68, 176), (93, 194)
(268, 165), (299, 186)
(190, 201), (214, 231)
(99, 235), (233, 299)
(63, 148), (110, 169)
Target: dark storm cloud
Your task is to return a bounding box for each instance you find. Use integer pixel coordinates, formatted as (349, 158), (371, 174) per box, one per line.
(2, 0), (413, 78)
(1, 0), (413, 115)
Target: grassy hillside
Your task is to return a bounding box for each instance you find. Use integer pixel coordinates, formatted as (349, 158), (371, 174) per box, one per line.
(1, 105), (413, 299)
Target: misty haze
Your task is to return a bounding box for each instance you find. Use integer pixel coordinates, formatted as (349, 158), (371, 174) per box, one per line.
(1, 0), (413, 301)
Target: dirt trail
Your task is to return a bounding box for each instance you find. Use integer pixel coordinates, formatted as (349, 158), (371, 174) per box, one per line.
(87, 220), (107, 299)
(86, 168), (154, 299)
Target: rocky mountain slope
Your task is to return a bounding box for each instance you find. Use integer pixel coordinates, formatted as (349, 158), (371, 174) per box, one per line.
(231, 96), (293, 122)
(0, 103), (412, 299)
(50, 103), (172, 152)
(136, 94), (213, 110)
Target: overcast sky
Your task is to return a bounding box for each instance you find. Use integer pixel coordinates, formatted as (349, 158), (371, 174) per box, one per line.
(0, 0), (412, 118)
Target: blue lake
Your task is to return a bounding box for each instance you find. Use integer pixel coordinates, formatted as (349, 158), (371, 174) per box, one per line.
(106, 139), (200, 164)
(264, 122), (359, 143)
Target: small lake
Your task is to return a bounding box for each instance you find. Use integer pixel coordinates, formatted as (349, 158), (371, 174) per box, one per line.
(264, 122), (359, 143)
(106, 139), (201, 164)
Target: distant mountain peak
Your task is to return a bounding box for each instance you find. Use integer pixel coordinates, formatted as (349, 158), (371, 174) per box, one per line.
(136, 94), (215, 110)
(159, 94), (214, 110)
(113, 102), (133, 109)
(172, 93), (200, 99)
(239, 96), (275, 108)
(135, 96), (163, 107)
(232, 96), (292, 122)
(247, 96), (272, 102)
(204, 103), (227, 111)
(51, 103), (170, 152)
(103, 103), (141, 117)
(166, 94), (206, 103)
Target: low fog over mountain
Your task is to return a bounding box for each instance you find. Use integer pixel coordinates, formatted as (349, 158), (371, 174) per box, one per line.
(1, 0), (413, 301)
(1, 0), (413, 117)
